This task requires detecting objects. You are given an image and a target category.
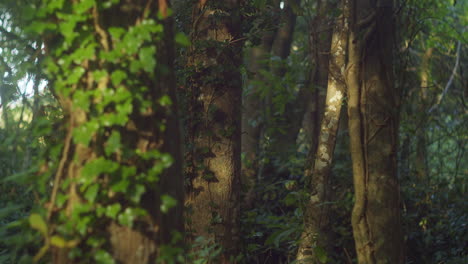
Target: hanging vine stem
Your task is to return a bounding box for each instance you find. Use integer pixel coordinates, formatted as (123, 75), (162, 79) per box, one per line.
(428, 38), (462, 113)
(92, 5), (110, 52)
(47, 101), (74, 221)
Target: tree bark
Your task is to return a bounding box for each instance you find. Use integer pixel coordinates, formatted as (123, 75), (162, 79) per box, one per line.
(300, 0), (341, 166)
(346, 0), (404, 263)
(297, 1), (348, 261)
(185, 1), (242, 262)
(242, 0), (299, 203)
(47, 2), (184, 263)
(415, 47), (433, 180)
(242, 24), (277, 207)
(260, 0), (301, 179)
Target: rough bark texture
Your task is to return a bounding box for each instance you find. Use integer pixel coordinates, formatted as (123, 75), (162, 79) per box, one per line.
(49, 2), (184, 263)
(185, 1), (242, 262)
(346, 0), (404, 263)
(296, 1), (348, 261)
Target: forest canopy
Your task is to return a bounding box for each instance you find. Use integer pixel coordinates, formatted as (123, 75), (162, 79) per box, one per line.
(0, 0), (466, 263)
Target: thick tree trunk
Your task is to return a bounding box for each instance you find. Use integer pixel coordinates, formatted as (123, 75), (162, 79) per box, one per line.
(346, 0), (404, 263)
(48, 2), (184, 263)
(185, 1), (242, 262)
(296, 1), (348, 261)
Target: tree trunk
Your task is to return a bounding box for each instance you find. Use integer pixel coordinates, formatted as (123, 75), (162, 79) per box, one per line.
(296, 1), (348, 261)
(415, 47), (433, 180)
(185, 1), (242, 262)
(260, 0), (300, 179)
(346, 0), (404, 263)
(301, 0), (336, 156)
(242, 0), (299, 203)
(45, 2), (184, 263)
(242, 25), (277, 208)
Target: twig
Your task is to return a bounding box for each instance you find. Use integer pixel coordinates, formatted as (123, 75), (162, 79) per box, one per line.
(344, 247), (353, 264)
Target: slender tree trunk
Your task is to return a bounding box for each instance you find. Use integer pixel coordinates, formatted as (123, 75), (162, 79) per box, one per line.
(0, 82), (9, 131)
(261, 0), (301, 178)
(242, 28), (276, 207)
(296, 1), (348, 261)
(185, 1), (242, 262)
(242, 0), (298, 203)
(301, 0), (335, 155)
(415, 48), (433, 180)
(346, 0), (404, 263)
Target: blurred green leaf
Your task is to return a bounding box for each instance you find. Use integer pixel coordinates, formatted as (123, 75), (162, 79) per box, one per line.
(29, 213), (48, 237)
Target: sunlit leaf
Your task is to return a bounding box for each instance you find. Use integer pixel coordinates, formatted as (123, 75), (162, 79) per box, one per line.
(94, 249), (116, 264)
(160, 194), (177, 213)
(175, 32), (191, 46)
(105, 204), (121, 219)
(29, 213), (48, 236)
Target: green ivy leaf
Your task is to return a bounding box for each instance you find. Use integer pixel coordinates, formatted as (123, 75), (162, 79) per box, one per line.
(59, 19), (79, 45)
(314, 246), (328, 263)
(56, 193), (68, 207)
(50, 235), (79, 248)
(158, 95), (172, 106)
(129, 59), (143, 73)
(84, 183), (99, 203)
(65, 66), (86, 84)
(110, 70), (127, 87)
(92, 69), (108, 81)
(121, 166), (136, 178)
(73, 119), (100, 146)
(76, 215), (93, 235)
(115, 99), (133, 117)
(160, 194), (177, 213)
(108, 27), (126, 40)
(139, 46), (156, 73)
(175, 32), (190, 46)
(105, 204), (121, 219)
(80, 157), (119, 186)
(117, 208), (136, 227)
(69, 40), (96, 65)
(94, 249), (116, 264)
(50, 236), (66, 248)
(104, 131), (122, 156)
(110, 179), (130, 193)
(73, 0), (95, 14)
(46, 0), (65, 12)
(72, 90), (91, 111)
(86, 236), (105, 248)
(131, 184), (146, 203)
(29, 213), (48, 236)
(25, 21), (57, 34)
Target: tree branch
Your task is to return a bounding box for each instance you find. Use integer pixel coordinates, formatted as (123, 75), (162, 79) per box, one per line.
(428, 39), (462, 113)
